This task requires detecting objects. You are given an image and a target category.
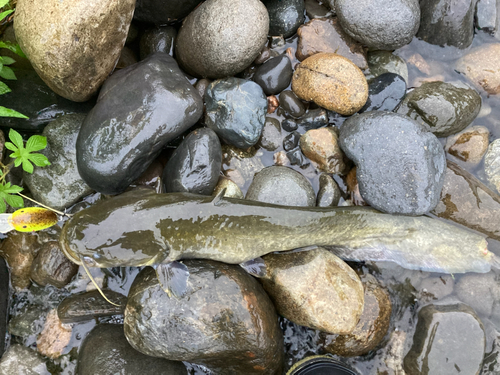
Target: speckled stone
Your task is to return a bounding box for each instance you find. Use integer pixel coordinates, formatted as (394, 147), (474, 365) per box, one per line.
(336, 0), (420, 50)
(300, 127), (347, 174)
(259, 117), (282, 151)
(485, 139), (500, 193)
(14, 0), (135, 101)
(445, 126), (490, 165)
(339, 111), (446, 215)
(296, 17), (367, 69)
(292, 53), (368, 116)
(261, 248), (364, 334)
(246, 166), (316, 207)
(175, 0), (269, 78)
(263, 0), (305, 38)
(455, 44), (500, 94)
(455, 273), (500, 317)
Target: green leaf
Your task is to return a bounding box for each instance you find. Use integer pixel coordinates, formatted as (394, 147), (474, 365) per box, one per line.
(0, 42), (26, 58)
(0, 81), (11, 95)
(4, 142), (16, 152)
(8, 129), (23, 149)
(28, 153), (50, 167)
(0, 66), (16, 80)
(0, 9), (13, 21)
(0, 197), (6, 214)
(0, 182), (23, 194)
(12, 156), (21, 167)
(4, 193), (23, 208)
(22, 159), (33, 174)
(0, 106), (28, 118)
(26, 135), (47, 152)
(0, 0), (10, 9)
(0, 56), (15, 65)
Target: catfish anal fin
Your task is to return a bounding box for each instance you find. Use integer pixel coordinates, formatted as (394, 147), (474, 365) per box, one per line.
(240, 257), (267, 278)
(155, 261), (189, 298)
(212, 188), (227, 207)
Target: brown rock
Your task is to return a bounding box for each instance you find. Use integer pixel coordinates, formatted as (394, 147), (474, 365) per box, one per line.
(0, 232), (39, 290)
(445, 125), (489, 165)
(30, 241), (79, 288)
(296, 18), (367, 69)
(212, 177), (244, 199)
(455, 43), (500, 95)
(291, 53), (368, 115)
(299, 127), (347, 174)
(321, 274), (391, 356)
(346, 167), (367, 206)
(261, 247), (364, 334)
(36, 309), (72, 359)
(14, 0), (135, 102)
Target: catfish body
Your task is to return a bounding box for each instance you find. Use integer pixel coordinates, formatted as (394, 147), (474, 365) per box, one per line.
(60, 189), (495, 274)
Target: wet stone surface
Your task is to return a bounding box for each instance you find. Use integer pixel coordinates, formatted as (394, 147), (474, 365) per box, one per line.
(263, 0), (305, 38)
(358, 73), (406, 113)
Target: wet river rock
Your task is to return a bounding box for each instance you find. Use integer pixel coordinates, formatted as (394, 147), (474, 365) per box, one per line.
(77, 324), (187, 375)
(292, 53), (368, 116)
(485, 139), (500, 193)
(139, 26), (177, 59)
(396, 81), (481, 137)
(57, 290), (126, 324)
(253, 55), (293, 96)
(432, 161), (500, 241)
(77, 53), (203, 195)
(124, 263), (284, 374)
(317, 173), (341, 207)
(0, 258), (8, 357)
(205, 78), (267, 148)
(296, 17), (367, 69)
(0, 344), (49, 375)
(175, 0), (269, 78)
(30, 241), (78, 288)
(404, 303), (485, 375)
(358, 73), (406, 113)
(445, 125), (490, 166)
(365, 51), (409, 83)
(321, 274), (392, 356)
(134, 0), (201, 25)
(260, 248), (364, 334)
(299, 127), (347, 174)
(14, 0), (135, 102)
(0, 232), (39, 290)
(23, 114), (93, 211)
(339, 111), (446, 215)
(162, 128), (222, 195)
(263, 0), (305, 38)
(246, 166), (316, 207)
(336, 0), (420, 50)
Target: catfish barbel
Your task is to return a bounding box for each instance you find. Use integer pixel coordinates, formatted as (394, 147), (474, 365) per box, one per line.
(59, 189), (497, 297)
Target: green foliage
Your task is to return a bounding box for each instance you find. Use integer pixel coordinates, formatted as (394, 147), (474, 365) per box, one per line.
(0, 129), (50, 213)
(0, 0), (27, 119)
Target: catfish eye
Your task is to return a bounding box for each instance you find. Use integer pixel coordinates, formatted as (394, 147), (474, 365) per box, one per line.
(82, 256), (97, 267)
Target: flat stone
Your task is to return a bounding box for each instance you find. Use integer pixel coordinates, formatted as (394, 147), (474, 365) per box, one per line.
(76, 53), (203, 195)
(175, 0), (269, 78)
(23, 114), (93, 210)
(339, 111), (446, 215)
(445, 125), (490, 165)
(336, 0), (420, 50)
(404, 303), (485, 375)
(485, 139), (500, 193)
(299, 127), (347, 174)
(292, 53), (368, 116)
(296, 17), (367, 69)
(246, 166), (316, 207)
(14, 0), (135, 101)
(455, 43), (500, 94)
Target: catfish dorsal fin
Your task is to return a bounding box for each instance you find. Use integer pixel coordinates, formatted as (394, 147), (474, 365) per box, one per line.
(212, 188), (227, 206)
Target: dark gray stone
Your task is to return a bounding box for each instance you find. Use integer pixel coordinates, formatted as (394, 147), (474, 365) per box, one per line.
(76, 53), (203, 195)
(396, 81), (481, 137)
(336, 0), (420, 50)
(418, 0), (476, 49)
(339, 111), (446, 215)
(134, 0), (201, 25)
(281, 118), (298, 132)
(57, 290), (127, 324)
(279, 90), (306, 118)
(77, 324), (187, 375)
(296, 108), (329, 132)
(0, 70), (94, 132)
(246, 166), (316, 207)
(139, 26), (177, 60)
(455, 273), (500, 317)
(162, 128), (222, 195)
(23, 114), (93, 211)
(304, 0), (332, 18)
(317, 173), (341, 207)
(253, 55), (293, 95)
(359, 73), (406, 113)
(283, 131), (301, 151)
(0, 344), (49, 375)
(259, 117), (282, 151)
(263, 0), (306, 38)
(30, 242), (78, 288)
(124, 263), (284, 374)
(8, 304), (48, 338)
(0, 257), (8, 357)
(476, 0), (498, 32)
(205, 78), (267, 148)
(366, 51), (409, 83)
(175, 0), (269, 78)
(404, 304), (485, 375)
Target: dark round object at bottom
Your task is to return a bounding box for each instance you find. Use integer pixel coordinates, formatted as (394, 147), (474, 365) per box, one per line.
(287, 356), (359, 375)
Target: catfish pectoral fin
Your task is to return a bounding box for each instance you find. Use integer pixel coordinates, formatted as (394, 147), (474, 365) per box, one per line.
(155, 262), (190, 299)
(240, 257), (267, 278)
(211, 187), (227, 206)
